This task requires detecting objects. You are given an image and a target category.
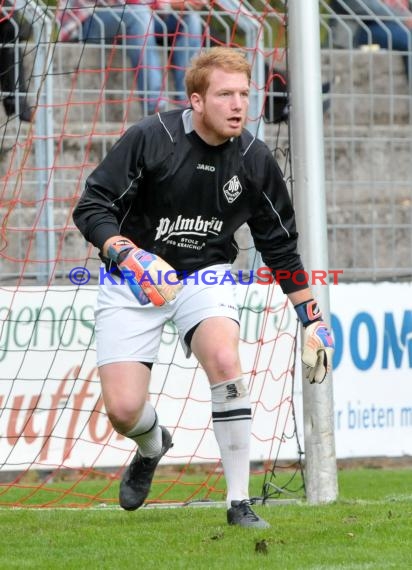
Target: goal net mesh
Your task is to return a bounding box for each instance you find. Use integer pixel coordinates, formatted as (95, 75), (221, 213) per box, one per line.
(0, 0), (305, 508)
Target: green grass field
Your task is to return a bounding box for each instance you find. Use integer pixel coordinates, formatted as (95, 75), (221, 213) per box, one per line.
(1, 468), (411, 569)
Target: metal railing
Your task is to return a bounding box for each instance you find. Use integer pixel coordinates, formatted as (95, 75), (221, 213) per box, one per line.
(319, 0), (412, 280)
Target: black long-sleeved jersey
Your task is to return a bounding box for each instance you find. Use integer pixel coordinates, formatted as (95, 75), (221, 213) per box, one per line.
(73, 108), (307, 294)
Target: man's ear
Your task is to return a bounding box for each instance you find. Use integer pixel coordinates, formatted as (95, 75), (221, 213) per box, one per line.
(190, 92), (203, 112)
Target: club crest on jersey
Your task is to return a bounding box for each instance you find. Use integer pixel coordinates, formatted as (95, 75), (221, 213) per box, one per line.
(223, 175), (242, 204)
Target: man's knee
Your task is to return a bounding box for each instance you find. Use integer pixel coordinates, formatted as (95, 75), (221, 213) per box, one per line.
(107, 400), (146, 435)
(212, 345), (241, 376)
(190, 318), (241, 379)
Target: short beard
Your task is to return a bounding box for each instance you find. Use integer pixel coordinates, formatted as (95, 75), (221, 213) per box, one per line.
(202, 111), (239, 143)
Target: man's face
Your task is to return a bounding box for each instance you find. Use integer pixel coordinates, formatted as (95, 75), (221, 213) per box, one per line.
(190, 68), (250, 145)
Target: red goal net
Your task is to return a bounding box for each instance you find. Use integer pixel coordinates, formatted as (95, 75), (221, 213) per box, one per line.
(0, 0), (304, 508)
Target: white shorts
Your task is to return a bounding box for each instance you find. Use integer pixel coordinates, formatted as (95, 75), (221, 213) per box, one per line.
(95, 263), (240, 366)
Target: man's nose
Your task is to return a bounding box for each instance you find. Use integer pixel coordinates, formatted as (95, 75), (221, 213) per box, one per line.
(231, 93), (242, 109)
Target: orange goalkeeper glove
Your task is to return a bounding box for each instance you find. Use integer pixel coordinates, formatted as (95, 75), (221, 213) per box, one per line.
(294, 299), (334, 384)
(107, 238), (182, 307)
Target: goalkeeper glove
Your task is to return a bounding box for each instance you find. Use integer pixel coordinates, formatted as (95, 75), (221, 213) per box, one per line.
(107, 238), (182, 307)
(294, 299), (334, 384)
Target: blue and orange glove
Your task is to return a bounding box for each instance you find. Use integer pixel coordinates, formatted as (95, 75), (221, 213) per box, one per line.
(294, 299), (334, 384)
(107, 238), (182, 307)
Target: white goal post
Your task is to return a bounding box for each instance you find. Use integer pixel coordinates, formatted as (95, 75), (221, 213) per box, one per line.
(288, 0), (338, 503)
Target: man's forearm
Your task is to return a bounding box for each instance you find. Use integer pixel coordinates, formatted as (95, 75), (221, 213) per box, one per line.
(102, 235), (125, 258)
(287, 287), (315, 307)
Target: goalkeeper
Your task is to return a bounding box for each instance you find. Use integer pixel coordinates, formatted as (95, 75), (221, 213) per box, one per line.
(73, 47), (334, 529)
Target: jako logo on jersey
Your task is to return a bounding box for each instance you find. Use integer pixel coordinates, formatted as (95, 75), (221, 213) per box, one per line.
(223, 175), (242, 203)
(155, 215), (223, 241)
(197, 163), (216, 172)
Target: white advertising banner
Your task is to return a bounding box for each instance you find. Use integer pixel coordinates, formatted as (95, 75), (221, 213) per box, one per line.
(330, 282), (412, 457)
(0, 283), (297, 469)
(0, 282), (411, 470)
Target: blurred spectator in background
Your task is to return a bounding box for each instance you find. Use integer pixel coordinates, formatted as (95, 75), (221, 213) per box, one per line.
(56, 0), (204, 113)
(330, 0), (412, 80)
(155, 1), (204, 105)
(0, 1), (32, 122)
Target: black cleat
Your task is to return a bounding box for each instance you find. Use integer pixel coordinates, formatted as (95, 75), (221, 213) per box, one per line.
(227, 499), (270, 529)
(119, 426), (173, 511)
